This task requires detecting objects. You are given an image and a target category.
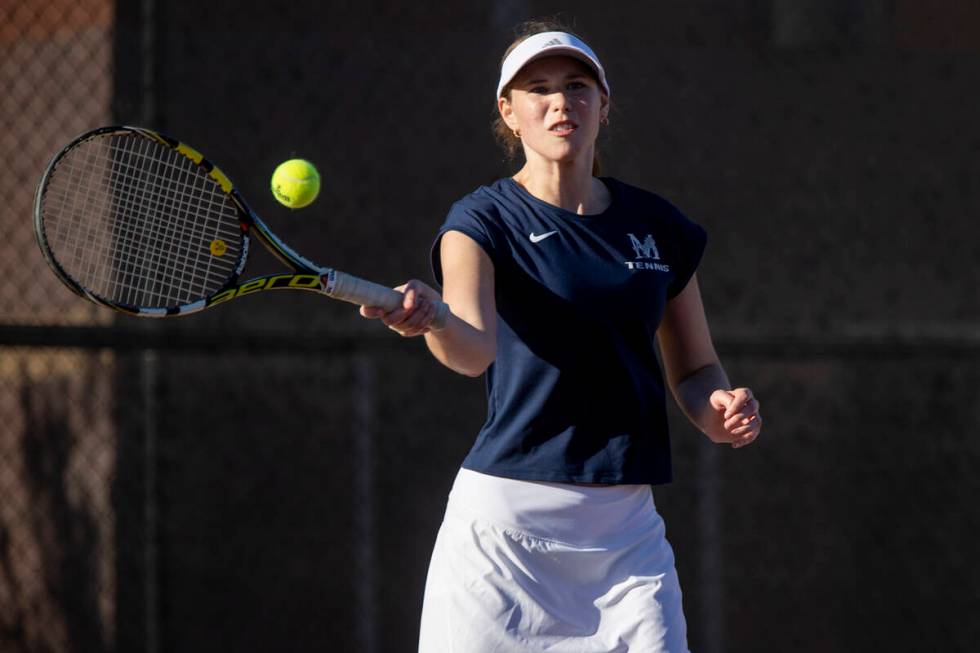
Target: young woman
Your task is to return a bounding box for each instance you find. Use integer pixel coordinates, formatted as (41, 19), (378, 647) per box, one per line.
(360, 21), (762, 653)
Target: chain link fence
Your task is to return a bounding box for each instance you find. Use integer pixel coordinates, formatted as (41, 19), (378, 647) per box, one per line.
(2, 2), (116, 651)
(1, 0), (113, 326)
(2, 1), (979, 652)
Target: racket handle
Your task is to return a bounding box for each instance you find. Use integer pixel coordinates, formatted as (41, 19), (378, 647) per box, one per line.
(326, 270), (449, 330)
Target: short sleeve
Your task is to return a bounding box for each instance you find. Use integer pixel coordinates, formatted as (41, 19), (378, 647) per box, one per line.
(666, 219), (707, 299)
(430, 200), (501, 287)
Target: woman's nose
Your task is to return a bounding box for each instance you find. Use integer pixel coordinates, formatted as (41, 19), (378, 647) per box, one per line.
(550, 91), (571, 111)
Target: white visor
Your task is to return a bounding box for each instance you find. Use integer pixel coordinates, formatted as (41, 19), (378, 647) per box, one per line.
(496, 31), (610, 99)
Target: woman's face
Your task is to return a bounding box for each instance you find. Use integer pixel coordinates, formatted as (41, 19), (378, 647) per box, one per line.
(499, 55), (609, 167)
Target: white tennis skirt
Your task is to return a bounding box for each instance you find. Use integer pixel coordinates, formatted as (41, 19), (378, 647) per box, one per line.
(418, 468), (689, 653)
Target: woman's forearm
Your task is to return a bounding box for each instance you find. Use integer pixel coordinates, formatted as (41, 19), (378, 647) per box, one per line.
(425, 313), (495, 377)
(672, 363), (731, 442)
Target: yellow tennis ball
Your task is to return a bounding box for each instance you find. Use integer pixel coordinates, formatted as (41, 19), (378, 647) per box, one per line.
(271, 159), (320, 209)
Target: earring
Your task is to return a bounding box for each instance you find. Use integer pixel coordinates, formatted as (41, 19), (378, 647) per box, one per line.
(601, 117), (609, 126)
(513, 129), (521, 138)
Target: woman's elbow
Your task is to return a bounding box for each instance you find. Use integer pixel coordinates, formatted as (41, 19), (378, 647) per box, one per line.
(442, 360), (489, 377)
(458, 350), (496, 377)
(443, 345), (495, 378)
(458, 365), (488, 378)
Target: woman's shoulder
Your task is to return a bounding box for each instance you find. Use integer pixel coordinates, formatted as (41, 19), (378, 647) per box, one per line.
(604, 177), (703, 231)
(440, 179), (517, 235)
(604, 177), (683, 215)
(450, 178), (513, 213)
(445, 178), (531, 230)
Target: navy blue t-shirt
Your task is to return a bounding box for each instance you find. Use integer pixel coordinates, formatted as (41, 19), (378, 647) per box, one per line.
(431, 177), (707, 485)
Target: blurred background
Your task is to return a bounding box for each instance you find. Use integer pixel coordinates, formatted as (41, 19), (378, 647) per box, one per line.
(1, 0), (978, 651)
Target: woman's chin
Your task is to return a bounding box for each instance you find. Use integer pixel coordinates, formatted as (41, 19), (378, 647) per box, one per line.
(529, 145), (591, 168)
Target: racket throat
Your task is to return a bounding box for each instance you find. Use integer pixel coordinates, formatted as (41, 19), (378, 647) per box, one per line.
(208, 273), (326, 307)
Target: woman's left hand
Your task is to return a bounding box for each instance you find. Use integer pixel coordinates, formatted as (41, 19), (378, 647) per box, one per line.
(709, 388), (762, 449)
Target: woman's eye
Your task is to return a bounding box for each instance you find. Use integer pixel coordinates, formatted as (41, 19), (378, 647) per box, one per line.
(529, 86), (548, 94)
(567, 81), (586, 90)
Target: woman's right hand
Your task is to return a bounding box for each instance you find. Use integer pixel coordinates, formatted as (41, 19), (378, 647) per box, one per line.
(359, 279), (442, 337)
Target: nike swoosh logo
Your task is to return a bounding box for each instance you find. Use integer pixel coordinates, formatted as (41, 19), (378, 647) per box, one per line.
(529, 231), (558, 243)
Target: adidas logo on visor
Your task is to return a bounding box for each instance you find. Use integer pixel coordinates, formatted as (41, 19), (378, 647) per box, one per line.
(542, 38), (563, 47)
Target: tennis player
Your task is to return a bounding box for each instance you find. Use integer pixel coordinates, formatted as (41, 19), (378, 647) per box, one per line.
(360, 19), (762, 653)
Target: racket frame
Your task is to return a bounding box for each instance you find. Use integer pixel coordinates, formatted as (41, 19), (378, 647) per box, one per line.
(33, 126), (440, 324)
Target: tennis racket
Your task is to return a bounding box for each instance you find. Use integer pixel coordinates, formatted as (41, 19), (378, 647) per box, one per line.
(33, 125), (448, 327)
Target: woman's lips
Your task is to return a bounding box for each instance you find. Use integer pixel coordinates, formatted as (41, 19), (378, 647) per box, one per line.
(549, 120), (578, 135)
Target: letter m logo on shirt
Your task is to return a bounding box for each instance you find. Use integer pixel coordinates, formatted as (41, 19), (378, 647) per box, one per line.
(627, 233), (660, 260)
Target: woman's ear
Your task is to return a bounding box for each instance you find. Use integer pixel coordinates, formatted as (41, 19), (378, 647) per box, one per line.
(498, 96), (518, 132)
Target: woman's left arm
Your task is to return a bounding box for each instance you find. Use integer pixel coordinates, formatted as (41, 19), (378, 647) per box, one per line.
(656, 274), (762, 448)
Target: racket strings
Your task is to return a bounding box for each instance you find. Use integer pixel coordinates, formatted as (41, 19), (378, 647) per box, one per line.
(109, 137), (229, 305)
(40, 132), (243, 308)
(43, 137), (239, 306)
(96, 136), (240, 304)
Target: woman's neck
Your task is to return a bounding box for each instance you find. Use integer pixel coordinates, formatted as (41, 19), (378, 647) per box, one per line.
(513, 155), (610, 216)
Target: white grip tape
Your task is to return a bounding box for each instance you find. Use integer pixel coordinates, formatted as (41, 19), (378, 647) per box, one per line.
(326, 270), (449, 330)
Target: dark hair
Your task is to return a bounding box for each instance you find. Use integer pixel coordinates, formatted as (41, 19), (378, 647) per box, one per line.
(492, 18), (606, 176)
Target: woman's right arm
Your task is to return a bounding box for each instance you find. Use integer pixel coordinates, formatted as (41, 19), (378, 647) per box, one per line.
(423, 230), (496, 377)
(359, 230), (496, 377)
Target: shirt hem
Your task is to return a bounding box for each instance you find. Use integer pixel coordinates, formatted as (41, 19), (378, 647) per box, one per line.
(460, 461), (673, 487)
